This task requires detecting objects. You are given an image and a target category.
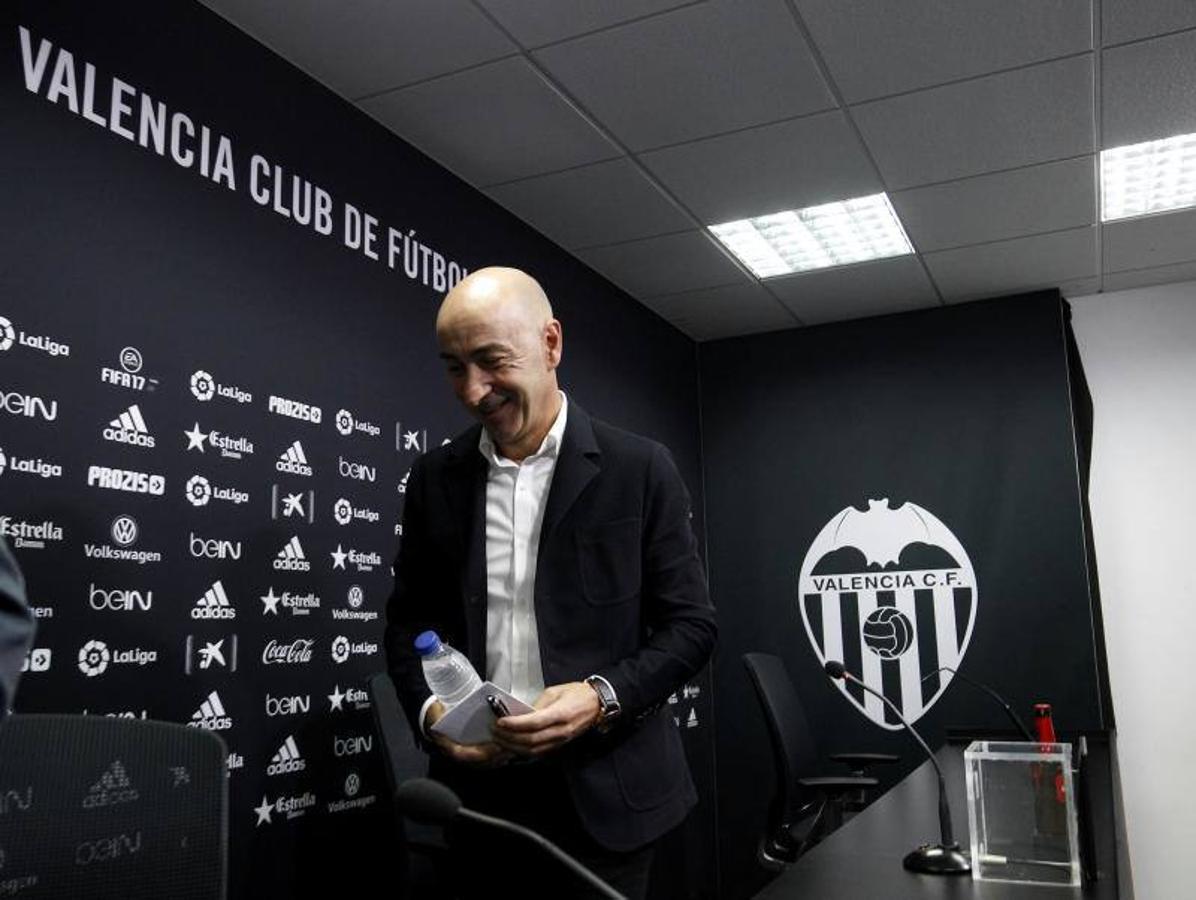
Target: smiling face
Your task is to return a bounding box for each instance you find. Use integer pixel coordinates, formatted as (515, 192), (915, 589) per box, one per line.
(436, 268), (563, 462)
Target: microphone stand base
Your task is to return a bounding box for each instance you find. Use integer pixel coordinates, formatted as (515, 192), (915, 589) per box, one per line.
(903, 843), (971, 875)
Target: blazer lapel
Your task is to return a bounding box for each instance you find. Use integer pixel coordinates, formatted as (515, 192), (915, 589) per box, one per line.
(442, 428), (489, 674)
(539, 403), (601, 547)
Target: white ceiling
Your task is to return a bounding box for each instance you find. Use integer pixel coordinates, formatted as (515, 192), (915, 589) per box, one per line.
(199, 0), (1196, 340)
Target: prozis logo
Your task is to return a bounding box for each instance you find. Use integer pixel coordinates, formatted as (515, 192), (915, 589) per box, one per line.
(276, 441), (313, 476)
(88, 583), (153, 613)
(333, 498), (380, 526)
(100, 346), (158, 392)
(331, 636), (379, 665)
(83, 516), (162, 566)
(0, 515), (64, 551)
(77, 640), (157, 677)
(268, 394), (322, 425)
(0, 446), (63, 480)
(274, 536), (310, 571)
(102, 404), (155, 448)
(189, 531), (243, 561)
(335, 408), (380, 438)
(0, 314), (70, 357)
(185, 474), (249, 507)
(21, 648), (51, 673)
(333, 585), (378, 623)
(190, 370), (251, 405)
(189, 690), (232, 731)
(265, 693), (311, 717)
(185, 422), (253, 460)
(260, 587), (320, 617)
(337, 455), (376, 483)
(331, 544), (381, 573)
(192, 580), (236, 620)
(86, 465), (165, 496)
(262, 638), (315, 666)
(1, 388), (58, 422)
(267, 735), (306, 776)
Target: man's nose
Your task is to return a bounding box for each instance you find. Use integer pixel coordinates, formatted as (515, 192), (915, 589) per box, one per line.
(460, 368), (490, 407)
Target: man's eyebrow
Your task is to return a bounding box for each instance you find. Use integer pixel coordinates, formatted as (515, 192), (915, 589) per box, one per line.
(438, 344), (509, 361)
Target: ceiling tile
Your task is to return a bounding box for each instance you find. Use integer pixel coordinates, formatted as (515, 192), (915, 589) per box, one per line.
(200, 0), (515, 98)
(532, 0), (833, 151)
(639, 111), (881, 224)
(1103, 0), (1196, 47)
(852, 56), (1094, 190)
(485, 159), (692, 249)
(643, 283), (797, 341)
(890, 157), (1096, 253)
(1103, 262), (1196, 293)
(476, 0), (696, 48)
(359, 57), (620, 186)
(1057, 276), (1103, 298)
(1103, 208), (1196, 272)
(576, 231), (749, 297)
(765, 256), (939, 325)
(795, 0), (1091, 104)
(923, 227), (1097, 301)
(1103, 30), (1196, 147)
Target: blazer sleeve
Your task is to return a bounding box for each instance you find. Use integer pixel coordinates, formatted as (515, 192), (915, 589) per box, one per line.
(593, 443), (716, 718)
(0, 537), (36, 716)
(382, 456), (440, 740)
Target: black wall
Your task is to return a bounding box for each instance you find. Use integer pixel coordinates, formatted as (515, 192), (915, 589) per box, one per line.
(699, 292), (1109, 898)
(0, 3), (714, 898)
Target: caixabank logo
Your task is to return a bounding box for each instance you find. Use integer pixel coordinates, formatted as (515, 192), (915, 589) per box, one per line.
(797, 499), (978, 730)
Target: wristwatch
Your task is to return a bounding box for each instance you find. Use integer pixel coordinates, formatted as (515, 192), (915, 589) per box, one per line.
(584, 675), (622, 731)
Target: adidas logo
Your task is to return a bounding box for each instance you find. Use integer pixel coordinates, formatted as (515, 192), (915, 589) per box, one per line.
(83, 760), (139, 808)
(102, 404), (155, 448)
(273, 536), (311, 572)
(276, 441), (313, 477)
(267, 735), (306, 776)
(192, 580), (236, 620)
(188, 691), (232, 731)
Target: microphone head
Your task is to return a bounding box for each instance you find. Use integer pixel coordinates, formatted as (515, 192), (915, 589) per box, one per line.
(394, 778), (462, 825)
(824, 660), (846, 680)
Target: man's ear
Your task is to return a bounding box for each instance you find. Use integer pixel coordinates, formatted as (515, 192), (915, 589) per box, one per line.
(544, 320), (563, 369)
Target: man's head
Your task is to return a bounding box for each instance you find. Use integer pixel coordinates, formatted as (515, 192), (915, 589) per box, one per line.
(436, 267), (563, 461)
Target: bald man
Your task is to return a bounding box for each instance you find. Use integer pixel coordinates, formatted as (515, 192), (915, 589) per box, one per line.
(384, 268), (716, 898)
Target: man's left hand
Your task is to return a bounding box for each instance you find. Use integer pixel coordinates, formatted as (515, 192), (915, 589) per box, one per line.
(491, 682), (601, 758)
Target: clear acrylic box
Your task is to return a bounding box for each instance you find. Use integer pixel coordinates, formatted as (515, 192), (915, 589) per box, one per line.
(964, 741), (1081, 886)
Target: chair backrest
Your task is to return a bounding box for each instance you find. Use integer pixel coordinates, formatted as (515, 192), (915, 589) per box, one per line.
(743, 652), (821, 819)
(367, 671), (429, 800)
(0, 714), (227, 899)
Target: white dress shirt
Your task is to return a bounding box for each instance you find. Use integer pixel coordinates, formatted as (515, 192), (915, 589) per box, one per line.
(479, 393), (567, 705)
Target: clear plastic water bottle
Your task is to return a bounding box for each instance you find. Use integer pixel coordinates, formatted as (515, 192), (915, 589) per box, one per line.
(415, 630), (482, 710)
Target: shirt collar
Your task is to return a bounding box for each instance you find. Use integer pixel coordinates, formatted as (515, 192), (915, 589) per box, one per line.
(478, 392), (568, 467)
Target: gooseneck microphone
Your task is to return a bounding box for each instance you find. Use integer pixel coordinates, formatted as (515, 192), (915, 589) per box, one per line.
(920, 665), (1034, 741)
(394, 778), (628, 900)
(824, 661), (970, 875)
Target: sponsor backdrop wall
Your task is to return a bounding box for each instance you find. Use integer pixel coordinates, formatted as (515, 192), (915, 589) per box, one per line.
(0, 3), (714, 898)
(698, 292), (1111, 899)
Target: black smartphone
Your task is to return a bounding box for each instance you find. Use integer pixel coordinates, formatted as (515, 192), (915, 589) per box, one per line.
(485, 693), (510, 718)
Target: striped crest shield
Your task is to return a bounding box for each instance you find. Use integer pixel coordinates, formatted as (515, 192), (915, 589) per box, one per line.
(798, 499), (978, 730)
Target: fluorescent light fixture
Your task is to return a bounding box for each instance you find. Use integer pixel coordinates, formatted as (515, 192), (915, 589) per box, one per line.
(708, 193), (914, 278)
(1101, 132), (1196, 222)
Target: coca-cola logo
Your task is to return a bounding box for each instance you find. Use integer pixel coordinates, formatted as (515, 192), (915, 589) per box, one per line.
(262, 639), (315, 666)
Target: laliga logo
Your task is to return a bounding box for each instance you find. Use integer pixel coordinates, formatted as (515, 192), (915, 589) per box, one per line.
(797, 499), (978, 731)
(0, 317), (14, 351)
(78, 640), (111, 677)
(186, 475), (212, 506)
(335, 409), (354, 436)
(333, 498), (352, 525)
(190, 370), (215, 401)
(331, 636), (350, 664)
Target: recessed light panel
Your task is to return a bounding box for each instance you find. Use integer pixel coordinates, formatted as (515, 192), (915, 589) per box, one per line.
(709, 193), (914, 278)
(1102, 132), (1196, 222)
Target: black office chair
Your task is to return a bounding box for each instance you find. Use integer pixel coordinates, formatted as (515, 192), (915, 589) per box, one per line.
(367, 671), (448, 896)
(743, 652), (897, 871)
(0, 713), (227, 899)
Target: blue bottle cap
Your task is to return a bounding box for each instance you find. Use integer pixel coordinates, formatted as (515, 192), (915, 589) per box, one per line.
(414, 630), (442, 657)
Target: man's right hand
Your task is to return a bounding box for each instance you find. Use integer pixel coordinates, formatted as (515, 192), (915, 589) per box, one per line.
(424, 700), (512, 768)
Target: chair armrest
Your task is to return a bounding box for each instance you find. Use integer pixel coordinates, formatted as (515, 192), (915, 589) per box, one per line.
(829, 752), (900, 770)
(797, 775), (878, 792)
